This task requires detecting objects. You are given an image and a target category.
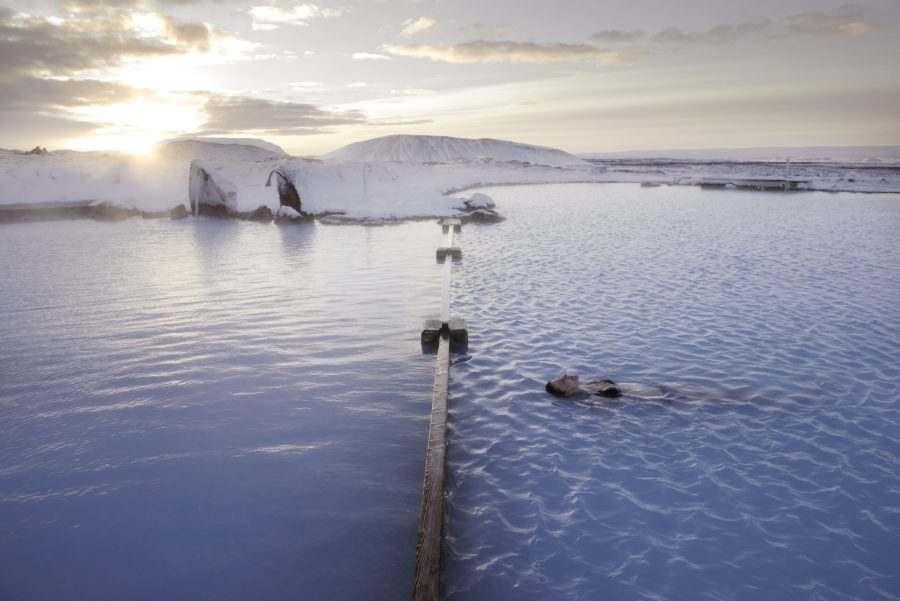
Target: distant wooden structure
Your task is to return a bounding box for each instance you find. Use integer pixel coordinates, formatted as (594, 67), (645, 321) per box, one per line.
(700, 176), (809, 191)
(412, 218), (467, 601)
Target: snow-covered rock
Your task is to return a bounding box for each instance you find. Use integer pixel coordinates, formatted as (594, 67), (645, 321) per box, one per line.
(258, 158), (604, 221)
(158, 137), (288, 161)
(462, 192), (496, 209)
(324, 134), (589, 167)
(188, 160), (280, 216)
(275, 205), (308, 224)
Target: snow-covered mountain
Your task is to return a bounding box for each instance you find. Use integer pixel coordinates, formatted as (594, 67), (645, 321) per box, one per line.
(324, 135), (587, 167)
(157, 137), (288, 161)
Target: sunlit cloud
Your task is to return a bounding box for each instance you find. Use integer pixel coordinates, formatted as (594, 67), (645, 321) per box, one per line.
(198, 95), (366, 135)
(390, 89), (435, 96)
(0, 6), (213, 78)
(400, 16), (437, 37)
(249, 4), (346, 30)
(778, 4), (880, 38)
(352, 52), (391, 60)
(382, 41), (626, 64)
(71, 94), (204, 152)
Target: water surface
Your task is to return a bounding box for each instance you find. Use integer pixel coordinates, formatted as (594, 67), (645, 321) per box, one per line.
(444, 184), (900, 601)
(0, 218), (442, 601)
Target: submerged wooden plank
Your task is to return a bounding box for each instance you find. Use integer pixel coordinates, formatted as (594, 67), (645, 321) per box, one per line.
(411, 333), (451, 601)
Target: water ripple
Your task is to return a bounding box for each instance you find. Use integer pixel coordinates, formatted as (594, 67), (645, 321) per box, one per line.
(444, 184), (900, 601)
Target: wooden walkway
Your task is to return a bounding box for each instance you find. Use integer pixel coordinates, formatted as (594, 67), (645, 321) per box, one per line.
(411, 218), (465, 601)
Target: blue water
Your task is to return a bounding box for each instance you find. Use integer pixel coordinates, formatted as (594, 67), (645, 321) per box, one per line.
(444, 184), (900, 601)
(2, 185), (899, 601)
(0, 219), (442, 601)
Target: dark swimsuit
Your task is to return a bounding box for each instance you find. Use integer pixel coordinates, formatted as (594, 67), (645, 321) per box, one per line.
(587, 379), (622, 398)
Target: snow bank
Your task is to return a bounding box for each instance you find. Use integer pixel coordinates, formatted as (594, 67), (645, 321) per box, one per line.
(258, 158), (604, 220)
(0, 150), (182, 210)
(158, 138), (288, 161)
(325, 135), (588, 167)
(4, 134), (898, 223)
(0, 138), (286, 211)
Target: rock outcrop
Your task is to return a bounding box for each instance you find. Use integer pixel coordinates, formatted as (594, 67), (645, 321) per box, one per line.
(189, 162), (238, 217)
(265, 168), (305, 215)
(455, 192), (502, 223)
(170, 204), (190, 220)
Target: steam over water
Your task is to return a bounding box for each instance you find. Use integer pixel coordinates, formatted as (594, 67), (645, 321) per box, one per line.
(1, 184), (899, 601)
(444, 184), (900, 601)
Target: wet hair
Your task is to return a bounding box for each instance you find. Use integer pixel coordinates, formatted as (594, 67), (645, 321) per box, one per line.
(545, 380), (564, 395)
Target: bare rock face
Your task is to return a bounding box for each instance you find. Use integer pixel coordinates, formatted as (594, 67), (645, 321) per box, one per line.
(245, 205), (274, 222)
(170, 204), (190, 220)
(189, 162), (237, 217)
(459, 208), (503, 223)
(266, 169), (304, 215)
(91, 202), (138, 221)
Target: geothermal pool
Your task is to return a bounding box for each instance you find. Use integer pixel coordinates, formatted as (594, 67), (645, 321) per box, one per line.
(1, 183), (898, 601)
(444, 184), (900, 601)
(0, 219), (441, 600)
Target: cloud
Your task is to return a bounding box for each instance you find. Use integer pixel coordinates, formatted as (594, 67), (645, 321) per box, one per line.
(0, 6), (217, 78)
(401, 16), (437, 37)
(651, 21), (769, 45)
(160, 15), (214, 48)
(382, 41), (626, 64)
(0, 76), (143, 148)
(352, 52), (391, 60)
(644, 5), (881, 47)
(249, 4), (346, 30)
(198, 95), (366, 135)
(368, 118), (434, 127)
(590, 30), (644, 43)
(779, 4), (880, 37)
(0, 77), (138, 111)
(61, 0), (231, 7)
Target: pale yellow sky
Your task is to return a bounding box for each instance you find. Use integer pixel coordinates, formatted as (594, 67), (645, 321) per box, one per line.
(1, 0), (898, 155)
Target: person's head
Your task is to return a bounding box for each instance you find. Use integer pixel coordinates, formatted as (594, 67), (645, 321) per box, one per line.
(546, 374), (580, 396)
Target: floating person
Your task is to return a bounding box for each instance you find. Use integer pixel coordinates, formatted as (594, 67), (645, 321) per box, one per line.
(546, 374), (735, 402)
(546, 374), (622, 398)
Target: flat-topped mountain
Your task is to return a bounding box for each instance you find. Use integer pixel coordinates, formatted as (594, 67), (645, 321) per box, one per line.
(324, 134), (587, 167)
(158, 137), (288, 161)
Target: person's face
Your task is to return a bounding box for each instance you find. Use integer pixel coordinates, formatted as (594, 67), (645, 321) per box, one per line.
(553, 374), (580, 394)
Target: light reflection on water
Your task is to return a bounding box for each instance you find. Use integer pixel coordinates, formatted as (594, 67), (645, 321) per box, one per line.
(3, 184), (899, 601)
(444, 184), (900, 601)
(0, 218), (441, 601)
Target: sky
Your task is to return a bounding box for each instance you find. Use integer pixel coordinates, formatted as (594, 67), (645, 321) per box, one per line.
(1, 0), (898, 155)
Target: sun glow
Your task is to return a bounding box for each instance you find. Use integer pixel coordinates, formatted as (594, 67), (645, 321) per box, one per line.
(69, 98), (204, 155)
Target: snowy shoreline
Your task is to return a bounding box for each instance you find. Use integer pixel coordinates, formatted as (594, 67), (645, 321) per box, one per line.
(2, 136), (899, 225)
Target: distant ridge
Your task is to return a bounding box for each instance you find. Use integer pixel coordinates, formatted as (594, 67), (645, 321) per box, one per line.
(325, 134), (587, 167)
(158, 137), (288, 161)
